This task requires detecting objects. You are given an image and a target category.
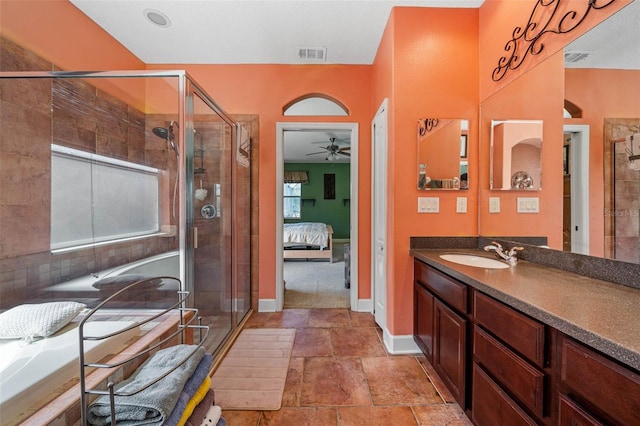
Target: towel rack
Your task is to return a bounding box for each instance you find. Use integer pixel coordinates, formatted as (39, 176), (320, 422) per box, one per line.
(78, 276), (209, 426)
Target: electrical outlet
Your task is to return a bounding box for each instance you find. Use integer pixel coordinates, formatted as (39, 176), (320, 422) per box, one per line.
(456, 197), (467, 213)
(489, 197), (500, 213)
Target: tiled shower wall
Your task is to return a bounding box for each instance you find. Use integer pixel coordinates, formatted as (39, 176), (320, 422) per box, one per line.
(0, 36), (178, 308)
(605, 118), (640, 264)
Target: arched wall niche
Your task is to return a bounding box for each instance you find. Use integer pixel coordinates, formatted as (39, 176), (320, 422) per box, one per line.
(283, 93), (349, 116)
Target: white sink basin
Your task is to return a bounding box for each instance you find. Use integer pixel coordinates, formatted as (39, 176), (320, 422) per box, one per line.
(439, 254), (510, 269)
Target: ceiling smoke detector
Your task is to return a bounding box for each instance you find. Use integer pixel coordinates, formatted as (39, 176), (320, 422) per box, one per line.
(565, 51), (592, 64)
(298, 47), (327, 62)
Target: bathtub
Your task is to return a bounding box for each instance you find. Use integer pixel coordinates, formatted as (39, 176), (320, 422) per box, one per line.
(48, 250), (181, 297)
(0, 320), (139, 425)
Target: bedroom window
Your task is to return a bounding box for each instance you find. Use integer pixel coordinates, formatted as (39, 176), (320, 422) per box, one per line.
(283, 183), (301, 219)
(50, 144), (160, 252)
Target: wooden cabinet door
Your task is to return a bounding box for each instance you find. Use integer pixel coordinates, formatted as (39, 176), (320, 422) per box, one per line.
(414, 281), (434, 361)
(434, 298), (467, 407)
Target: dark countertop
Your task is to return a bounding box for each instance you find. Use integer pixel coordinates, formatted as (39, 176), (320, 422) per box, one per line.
(411, 248), (640, 371)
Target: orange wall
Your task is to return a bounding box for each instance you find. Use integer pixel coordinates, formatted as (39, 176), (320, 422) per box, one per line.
(150, 64), (374, 301)
(565, 68), (640, 256)
(372, 7), (479, 336)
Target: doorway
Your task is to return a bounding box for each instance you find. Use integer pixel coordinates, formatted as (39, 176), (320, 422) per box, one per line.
(563, 125), (590, 255)
(275, 122), (359, 311)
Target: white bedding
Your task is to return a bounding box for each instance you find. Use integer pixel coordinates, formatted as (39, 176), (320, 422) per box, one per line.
(283, 222), (329, 249)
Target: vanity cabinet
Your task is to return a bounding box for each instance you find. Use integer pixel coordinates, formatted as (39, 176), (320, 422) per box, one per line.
(558, 335), (640, 426)
(472, 292), (550, 425)
(413, 260), (469, 407)
(413, 255), (640, 426)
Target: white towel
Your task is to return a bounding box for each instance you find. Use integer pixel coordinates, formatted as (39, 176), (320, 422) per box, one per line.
(627, 133), (640, 171)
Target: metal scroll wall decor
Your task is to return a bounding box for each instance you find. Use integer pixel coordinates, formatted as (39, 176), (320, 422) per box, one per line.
(418, 118), (440, 138)
(492, 0), (616, 82)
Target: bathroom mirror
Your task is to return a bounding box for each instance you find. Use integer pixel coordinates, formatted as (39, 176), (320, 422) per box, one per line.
(417, 118), (469, 190)
(479, 1), (640, 263)
(490, 119), (542, 190)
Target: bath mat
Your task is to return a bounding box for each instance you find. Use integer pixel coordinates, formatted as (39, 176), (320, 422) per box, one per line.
(211, 328), (295, 411)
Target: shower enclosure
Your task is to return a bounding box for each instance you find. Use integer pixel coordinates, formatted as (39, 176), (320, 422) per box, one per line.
(0, 70), (251, 355)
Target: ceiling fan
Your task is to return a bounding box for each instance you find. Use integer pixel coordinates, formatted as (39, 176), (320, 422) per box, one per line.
(305, 137), (351, 161)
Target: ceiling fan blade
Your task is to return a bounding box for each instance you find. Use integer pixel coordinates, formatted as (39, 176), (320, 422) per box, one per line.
(338, 151), (351, 157)
(305, 151), (326, 156)
(338, 147), (350, 152)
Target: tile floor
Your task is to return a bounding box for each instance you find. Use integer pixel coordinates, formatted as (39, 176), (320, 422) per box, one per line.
(220, 308), (472, 425)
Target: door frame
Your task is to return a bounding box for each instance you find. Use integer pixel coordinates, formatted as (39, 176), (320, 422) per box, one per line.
(275, 122), (359, 311)
(564, 124), (590, 255)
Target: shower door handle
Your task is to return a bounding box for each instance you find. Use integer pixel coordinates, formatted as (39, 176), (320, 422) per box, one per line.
(193, 226), (198, 249)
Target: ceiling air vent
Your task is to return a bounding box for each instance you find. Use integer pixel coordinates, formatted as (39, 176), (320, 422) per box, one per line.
(565, 51), (592, 64)
(298, 47), (327, 62)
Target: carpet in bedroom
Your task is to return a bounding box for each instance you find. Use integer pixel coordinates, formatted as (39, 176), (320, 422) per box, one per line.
(283, 243), (349, 309)
(211, 328), (295, 411)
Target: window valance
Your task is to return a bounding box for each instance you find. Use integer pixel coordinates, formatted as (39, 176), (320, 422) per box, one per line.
(284, 171), (309, 184)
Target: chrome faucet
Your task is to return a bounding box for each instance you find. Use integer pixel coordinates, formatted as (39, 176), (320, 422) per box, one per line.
(483, 241), (524, 266)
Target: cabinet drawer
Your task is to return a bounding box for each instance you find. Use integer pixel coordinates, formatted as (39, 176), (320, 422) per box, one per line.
(414, 260), (467, 313)
(474, 292), (545, 367)
(473, 325), (545, 417)
(471, 363), (538, 426)
(558, 394), (604, 426)
(560, 336), (640, 426)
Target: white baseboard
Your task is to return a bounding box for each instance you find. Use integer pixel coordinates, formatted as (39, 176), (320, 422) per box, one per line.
(258, 299), (277, 312)
(353, 298), (373, 312)
(382, 328), (421, 354)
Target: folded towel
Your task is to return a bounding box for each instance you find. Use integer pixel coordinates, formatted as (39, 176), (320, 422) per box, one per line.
(177, 376), (211, 426)
(164, 354), (214, 426)
(87, 344), (205, 426)
(185, 389), (215, 426)
(201, 405), (222, 426)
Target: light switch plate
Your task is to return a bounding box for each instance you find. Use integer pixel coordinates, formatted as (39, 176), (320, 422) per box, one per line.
(418, 197), (439, 213)
(489, 197), (500, 213)
(517, 197), (540, 213)
(456, 197), (467, 213)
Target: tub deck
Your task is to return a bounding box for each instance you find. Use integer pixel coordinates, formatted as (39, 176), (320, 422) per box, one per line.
(9, 310), (189, 426)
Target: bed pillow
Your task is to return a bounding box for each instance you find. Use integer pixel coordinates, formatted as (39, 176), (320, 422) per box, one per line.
(0, 301), (86, 341)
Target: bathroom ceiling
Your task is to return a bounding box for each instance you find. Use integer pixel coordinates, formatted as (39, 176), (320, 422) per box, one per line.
(69, 0), (638, 68)
(69, 0), (485, 65)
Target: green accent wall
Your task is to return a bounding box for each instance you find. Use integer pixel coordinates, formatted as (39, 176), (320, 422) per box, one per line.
(284, 162), (351, 239)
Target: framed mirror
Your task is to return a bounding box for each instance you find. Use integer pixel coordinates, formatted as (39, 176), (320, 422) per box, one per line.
(490, 119), (543, 190)
(417, 118), (469, 190)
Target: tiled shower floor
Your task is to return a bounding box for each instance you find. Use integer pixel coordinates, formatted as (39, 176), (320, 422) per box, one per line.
(220, 308), (472, 425)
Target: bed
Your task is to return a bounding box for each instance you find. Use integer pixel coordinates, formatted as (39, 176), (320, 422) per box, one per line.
(283, 222), (333, 262)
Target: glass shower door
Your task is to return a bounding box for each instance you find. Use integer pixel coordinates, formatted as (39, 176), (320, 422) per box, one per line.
(187, 89), (235, 353)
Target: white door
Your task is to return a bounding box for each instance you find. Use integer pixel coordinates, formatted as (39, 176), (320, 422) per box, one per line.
(372, 100), (388, 329)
